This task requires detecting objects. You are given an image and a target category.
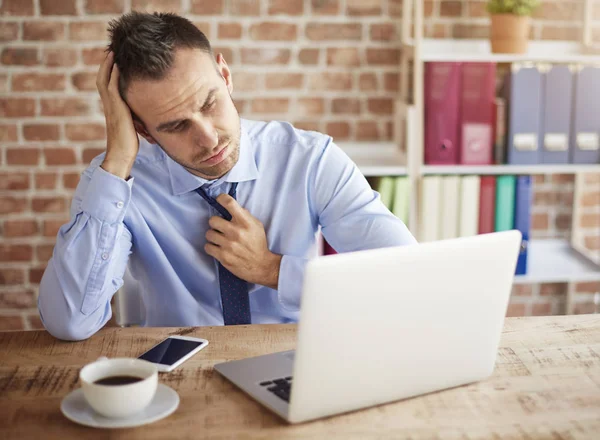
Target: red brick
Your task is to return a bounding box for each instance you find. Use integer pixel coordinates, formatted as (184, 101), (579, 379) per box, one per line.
(265, 73), (303, 89)
(0, 269), (25, 285)
(298, 48), (319, 65)
(3, 219), (39, 237)
(190, 0), (223, 14)
(581, 214), (600, 228)
(532, 302), (552, 316)
(541, 25), (580, 41)
(576, 281), (600, 293)
(193, 22), (211, 36)
(23, 21), (65, 40)
(12, 73), (66, 92)
(63, 172), (82, 189)
(0, 0), (34, 16)
(306, 23), (362, 40)
(574, 302), (596, 315)
(69, 22), (108, 41)
(582, 191), (600, 206)
(327, 48), (360, 66)
(326, 122), (350, 140)
(218, 23), (242, 39)
(27, 314), (45, 330)
(512, 285), (533, 296)
(0, 316), (25, 331)
(366, 48), (401, 65)
(356, 121), (380, 140)
(43, 47), (78, 67)
(43, 148), (77, 166)
(233, 98), (246, 113)
(584, 173), (600, 184)
(506, 303), (526, 317)
(0, 290), (36, 309)
(32, 197), (67, 213)
(467, 0), (487, 17)
(551, 174), (574, 184)
(241, 48), (291, 65)
(384, 73), (399, 92)
(132, 0), (182, 13)
(0, 98), (35, 118)
(0, 196), (26, 214)
(309, 72), (353, 91)
(65, 123), (106, 141)
(540, 283), (567, 296)
(82, 47), (106, 65)
(251, 98), (289, 114)
(85, 0), (125, 14)
(231, 72), (259, 92)
(44, 219), (69, 237)
(440, 0), (463, 16)
(0, 22), (19, 41)
(35, 172), (58, 190)
(250, 23), (296, 41)
(269, 0), (303, 15)
(452, 23), (489, 39)
(371, 23), (398, 41)
(212, 46), (234, 63)
(36, 244), (55, 263)
(297, 98), (325, 116)
(41, 98), (91, 116)
(359, 73), (379, 91)
(40, 0), (77, 15)
(311, 0), (338, 14)
(584, 235), (600, 251)
(332, 98), (361, 114)
(71, 71), (97, 91)
(0, 124), (18, 143)
(230, 0), (260, 15)
(29, 266), (46, 284)
(0, 73), (8, 92)
(6, 148), (40, 165)
(368, 98), (394, 115)
(83, 148), (105, 164)
(531, 213), (549, 230)
(294, 121), (320, 132)
(0, 244), (33, 262)
(0, 173), (29, 190)
(555, 213), (572, 230)
(347, 0), (382, 15)
(23, 124), (61, 141)
(1, 47), (39, 66)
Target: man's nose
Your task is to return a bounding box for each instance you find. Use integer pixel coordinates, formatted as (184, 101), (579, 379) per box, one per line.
(192, 118), (218, 149)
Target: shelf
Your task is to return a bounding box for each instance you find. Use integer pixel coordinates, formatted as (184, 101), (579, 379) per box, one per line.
(338, 142), (407, 176)
(419, 39), (600, 63)
(513, 240), (600, 284)
(421, 164), (600, 175)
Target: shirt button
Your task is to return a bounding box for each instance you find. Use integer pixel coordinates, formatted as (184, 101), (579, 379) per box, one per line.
(116, 201), (124, 209)
(101, 252), (109, 260)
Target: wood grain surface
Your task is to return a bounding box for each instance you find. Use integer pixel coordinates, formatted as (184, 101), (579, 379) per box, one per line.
(1, 315), (599, 439)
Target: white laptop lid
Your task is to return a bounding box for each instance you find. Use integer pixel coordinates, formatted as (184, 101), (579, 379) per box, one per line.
(288, 230), (522, 423)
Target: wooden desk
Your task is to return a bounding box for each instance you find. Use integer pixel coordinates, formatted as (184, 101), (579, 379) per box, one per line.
(1, 315), (599, 439)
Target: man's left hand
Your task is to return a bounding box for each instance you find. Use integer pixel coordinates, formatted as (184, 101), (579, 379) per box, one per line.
(204, 194), (282, 289)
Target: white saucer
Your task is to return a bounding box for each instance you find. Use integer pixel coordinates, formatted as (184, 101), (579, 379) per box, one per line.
(60, 383), (179, 429)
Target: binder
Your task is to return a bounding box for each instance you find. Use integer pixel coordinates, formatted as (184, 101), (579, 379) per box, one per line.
(458, 175), (481, 237)
(392, 177), (410, 225)
(570, 65), (600, 164)
(478, 176), (496, 234)
(459, 62), (496, 165)
(494, 175), (516, 232)
(377, 177), (396, 211)
(493, 98), (507, 164)
(505, 64), (543, 164)
(439, 176), (460, 240)
(514, 176), (532, 275)
(418, 176), (442, 242)
(424, 62), (461, 165)
(323, 239), (337, 255)
(541, 65), (573, 164)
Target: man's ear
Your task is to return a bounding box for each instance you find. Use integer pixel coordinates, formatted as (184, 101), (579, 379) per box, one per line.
(133, 119), (158, 145)
(215, 53), (233, 95)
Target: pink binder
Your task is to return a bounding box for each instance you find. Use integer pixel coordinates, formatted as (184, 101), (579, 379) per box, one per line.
(424, 62), (461, 165)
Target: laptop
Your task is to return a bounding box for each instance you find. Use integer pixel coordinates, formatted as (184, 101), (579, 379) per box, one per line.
(214, 230), (522, 424)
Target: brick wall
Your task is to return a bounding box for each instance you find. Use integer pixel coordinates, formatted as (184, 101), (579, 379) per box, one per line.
(1, 0), (599, 331)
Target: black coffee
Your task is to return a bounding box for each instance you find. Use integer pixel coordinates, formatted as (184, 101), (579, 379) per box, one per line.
(94, 375), (144, 386)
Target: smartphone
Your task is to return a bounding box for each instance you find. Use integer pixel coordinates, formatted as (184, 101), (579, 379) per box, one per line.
(137, 335), (209, 372)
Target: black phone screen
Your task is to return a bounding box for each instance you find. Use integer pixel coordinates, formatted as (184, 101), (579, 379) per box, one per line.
(138, 338), (203, 366)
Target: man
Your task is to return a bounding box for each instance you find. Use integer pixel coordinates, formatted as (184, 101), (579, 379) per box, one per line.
(38, 12), (416, 341)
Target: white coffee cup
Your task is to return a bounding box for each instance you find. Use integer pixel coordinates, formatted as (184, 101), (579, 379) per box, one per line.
(79, 357), (158, 418)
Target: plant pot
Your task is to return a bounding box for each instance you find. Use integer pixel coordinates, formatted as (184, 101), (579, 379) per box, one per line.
(489, 14), (530, 54)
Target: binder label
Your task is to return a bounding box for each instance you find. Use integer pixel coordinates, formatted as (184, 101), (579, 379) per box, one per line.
(576, 132), (600, 151)
(513, 134), (538, 151)
(544, 133), (568, 151)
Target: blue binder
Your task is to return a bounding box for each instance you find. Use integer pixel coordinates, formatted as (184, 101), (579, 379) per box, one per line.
(571, 65), (600, 164)
(541, 65), (573, 164)
(506, 64), (543, 165)
(514, 176), (532, 275)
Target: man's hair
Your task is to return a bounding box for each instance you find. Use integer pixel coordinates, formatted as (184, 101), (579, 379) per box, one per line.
(107, 11), (213, 101)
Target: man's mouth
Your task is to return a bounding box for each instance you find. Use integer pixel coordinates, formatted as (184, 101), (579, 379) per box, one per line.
(201, 142), (230, 166)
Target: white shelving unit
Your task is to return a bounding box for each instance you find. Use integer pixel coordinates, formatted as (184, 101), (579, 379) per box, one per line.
(344, 0), (600, 313)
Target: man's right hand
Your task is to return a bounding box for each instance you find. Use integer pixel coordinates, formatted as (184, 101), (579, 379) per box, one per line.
(97, 51), (139, 180)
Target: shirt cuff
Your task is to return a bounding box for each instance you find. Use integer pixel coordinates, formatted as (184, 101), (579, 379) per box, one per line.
(80, 166), (134, 224)
(277, 254), (308, 311)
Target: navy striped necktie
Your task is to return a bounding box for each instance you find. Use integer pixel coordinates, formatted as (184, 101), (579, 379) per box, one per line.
(196, 182), (251, 325)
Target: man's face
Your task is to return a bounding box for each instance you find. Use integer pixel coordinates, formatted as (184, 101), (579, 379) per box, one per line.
(126, 48), (240, 180)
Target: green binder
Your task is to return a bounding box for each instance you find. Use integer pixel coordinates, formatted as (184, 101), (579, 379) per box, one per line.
(377, 177), (396, 212)
(495, 175), (516, 231)
(392, 177), (410, 224)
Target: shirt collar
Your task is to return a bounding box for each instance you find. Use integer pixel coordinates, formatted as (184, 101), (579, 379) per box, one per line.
(167, 120), (258, 196)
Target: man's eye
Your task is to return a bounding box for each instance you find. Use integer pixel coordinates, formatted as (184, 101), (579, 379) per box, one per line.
(171, 121), (188, 132)
(204, 100), (216, 111)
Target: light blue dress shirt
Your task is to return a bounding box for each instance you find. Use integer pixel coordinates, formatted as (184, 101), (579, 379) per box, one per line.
(38, 119), (417, 340)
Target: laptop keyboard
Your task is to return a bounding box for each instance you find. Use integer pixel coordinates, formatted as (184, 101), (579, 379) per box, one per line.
(259, 376), (293, 402)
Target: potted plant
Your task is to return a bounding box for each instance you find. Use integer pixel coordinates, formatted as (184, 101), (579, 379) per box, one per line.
(487, 0), (540, 54)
